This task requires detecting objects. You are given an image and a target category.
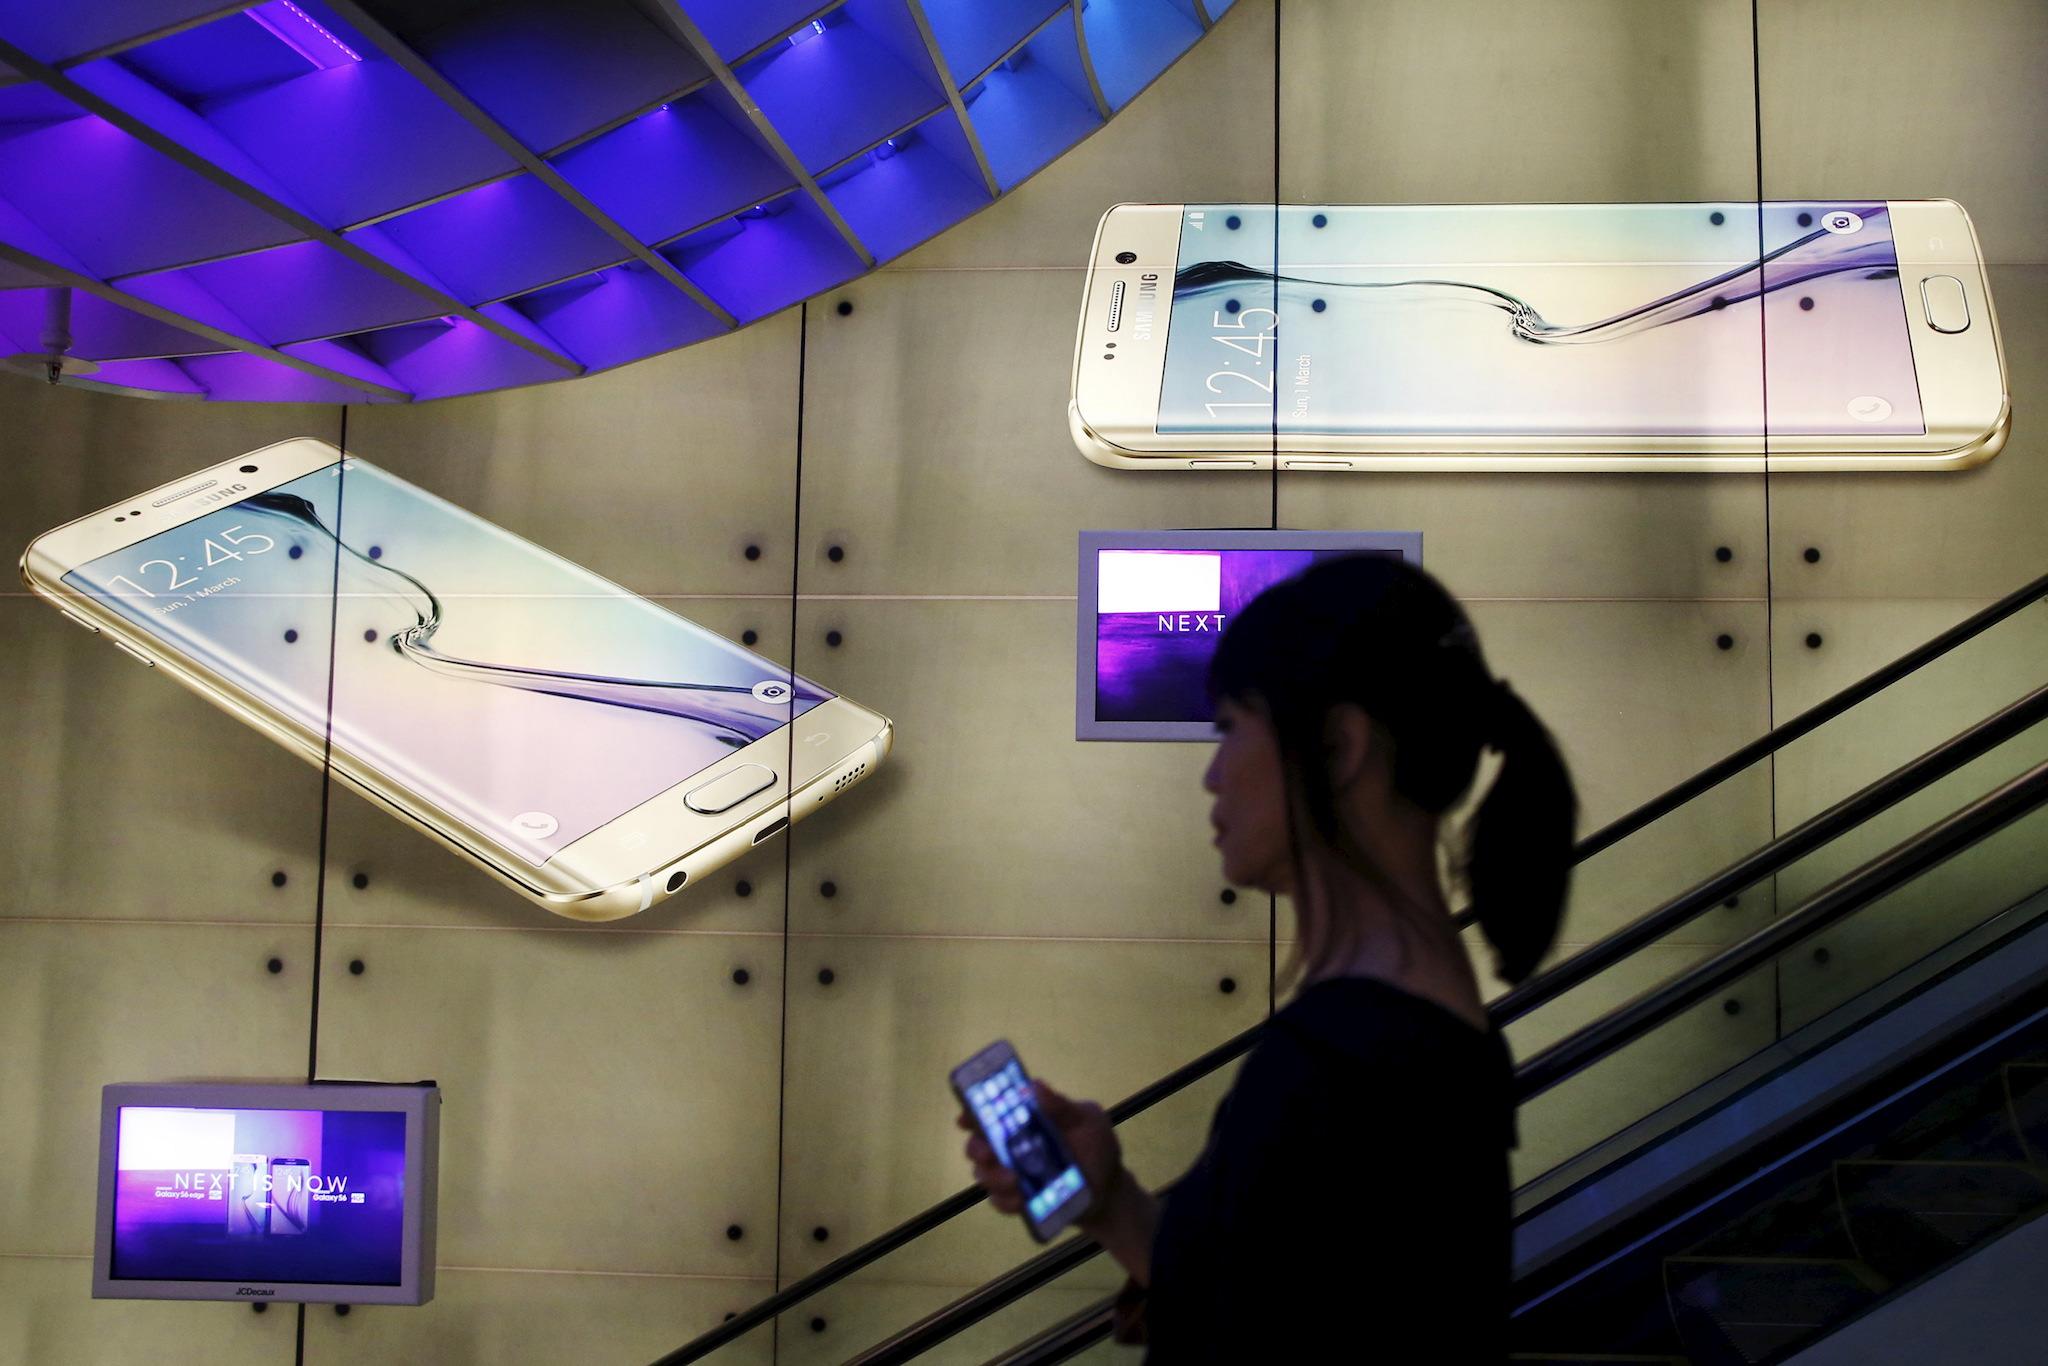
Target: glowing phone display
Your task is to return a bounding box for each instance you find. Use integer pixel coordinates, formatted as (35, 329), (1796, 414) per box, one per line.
(1159, 203), (1924, 438)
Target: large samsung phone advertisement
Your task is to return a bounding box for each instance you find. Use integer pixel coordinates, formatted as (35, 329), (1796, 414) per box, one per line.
(1159, 202), (1925, 438)
(111, 1106), (406, 1285)
(61, 458), (830, 867)
(1078, 532), (1421, 740)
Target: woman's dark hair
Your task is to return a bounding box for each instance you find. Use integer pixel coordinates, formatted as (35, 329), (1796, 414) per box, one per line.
(1207, 556), (1576, 984)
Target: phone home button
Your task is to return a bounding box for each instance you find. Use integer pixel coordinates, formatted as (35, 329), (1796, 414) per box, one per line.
(684, 764), (776, 814)
(1920, 275), (1970, 333)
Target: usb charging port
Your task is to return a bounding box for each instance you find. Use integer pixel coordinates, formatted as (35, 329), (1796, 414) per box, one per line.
(752, 817), (790, 845)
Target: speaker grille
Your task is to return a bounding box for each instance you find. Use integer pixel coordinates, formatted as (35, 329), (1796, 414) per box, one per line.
(832, 762), (867, 793)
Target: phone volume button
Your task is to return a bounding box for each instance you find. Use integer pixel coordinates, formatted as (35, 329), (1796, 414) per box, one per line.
(58, 607), (100, 633)
(109, 638), (155, 667)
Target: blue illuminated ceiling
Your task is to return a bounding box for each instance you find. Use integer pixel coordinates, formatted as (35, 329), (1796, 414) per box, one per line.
(0, 0), (1232, 402)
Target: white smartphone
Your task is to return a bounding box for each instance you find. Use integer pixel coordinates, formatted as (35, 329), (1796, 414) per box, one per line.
(20, 438), (892, 921)
(951, 1040), (1094, 1244)
(1071, 200), (2009, 472)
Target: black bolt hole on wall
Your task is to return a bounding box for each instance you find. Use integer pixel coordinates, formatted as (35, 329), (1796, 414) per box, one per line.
(267, 958), (283, 975)
(1724, 895), (1741, 909)
(1716, 634), (1735, 651)
(1714, 546), (1733, 563)
(825, 630), (843, 648)
(735, 879), (753, 898)
(1219, 977), (1238, 995)
(1806, 632), (1825, 650)
(820, 881), (837, 899)
(835, 300), (853, 317)
(250, 1302), (266, 1314)
(726, 1224), (744, 1241)
(827, 545), (845, 563)
(744, 544), (761, 562)
(1723, 999), (1742, 1016)
(271, 870), (287, 888)
(1814, 946), (1832, 965)
(731, 968), (750, 986)
(812, 1226), (830, 1243)
(334, 1304), (349, 1317)
(1805, 547), (1823, 563)
(741, 630), (759, 646)
(351, 872), (369, 890)
(1220, 888), (1237, 905)
(348, 960), (365, 977)
(818, 968), (836, 987)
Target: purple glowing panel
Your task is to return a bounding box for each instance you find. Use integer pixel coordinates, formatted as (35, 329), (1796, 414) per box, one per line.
(551, 94), (792, 245)
(666, 196), (864, 323)
(371, 174), (625, 305)
(512, 267), (725, 372)
(110, 1106), (405, 1285)
(963, 46), (1101, 191)
(153, 240), (441, 344)
(204, 61), (517, 228)
(1077, 530), (1421, 741)
(180, 351), (383, 403)
(920, 0), (1066, 85)
(685, 0), (827, 63)
(410, 0), (705, 154)
(825, 118), (991, 263)
(736, 20), (943, 173)
(0, 0), (241, 66)
(1080, 0), (1202, 111)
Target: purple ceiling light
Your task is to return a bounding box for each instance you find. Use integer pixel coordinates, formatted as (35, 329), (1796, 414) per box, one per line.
(0, 0), (1229, 403)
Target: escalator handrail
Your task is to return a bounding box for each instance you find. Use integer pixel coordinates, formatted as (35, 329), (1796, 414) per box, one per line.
(652, 574), (2047, 1365)
(976, 1299), (1115, 1366)
(818, 760), (2048, 1366)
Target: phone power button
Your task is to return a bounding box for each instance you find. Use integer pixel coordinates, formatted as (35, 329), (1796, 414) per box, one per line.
(109, 638), (155, 667)
(58, 607), (99, 633)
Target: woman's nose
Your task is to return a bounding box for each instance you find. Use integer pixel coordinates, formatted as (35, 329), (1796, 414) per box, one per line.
(1202, 749), (1223, 793)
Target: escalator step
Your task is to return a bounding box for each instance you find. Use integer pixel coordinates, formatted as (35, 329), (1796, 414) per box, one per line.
(1835, 1159), (2048, 1281)
(1664, 1257), (1884, 1365)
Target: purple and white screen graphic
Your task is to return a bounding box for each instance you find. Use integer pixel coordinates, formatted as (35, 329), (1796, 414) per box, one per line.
(1094, 547), (1391, 724)
(111, 1107), (406, 1285)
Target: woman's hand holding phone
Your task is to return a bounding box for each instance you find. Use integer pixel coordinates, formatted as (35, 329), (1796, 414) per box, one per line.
(958, 1078), (1119, 1219)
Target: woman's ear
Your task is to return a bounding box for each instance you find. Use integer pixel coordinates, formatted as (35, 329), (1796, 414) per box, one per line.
(1323, 703), (1374, 789)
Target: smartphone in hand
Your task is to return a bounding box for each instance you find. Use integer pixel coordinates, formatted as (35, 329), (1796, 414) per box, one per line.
(951, 1040), (1093, 1242)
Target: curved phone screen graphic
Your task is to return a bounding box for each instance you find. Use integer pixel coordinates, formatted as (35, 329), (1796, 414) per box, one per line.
(63, 459), (831, 865)
(111, 1107), (405, 1285)
(1159, 203), (1925, 437)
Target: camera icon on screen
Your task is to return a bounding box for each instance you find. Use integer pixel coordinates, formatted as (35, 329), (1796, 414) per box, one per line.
(1822, 211), (1864, 235)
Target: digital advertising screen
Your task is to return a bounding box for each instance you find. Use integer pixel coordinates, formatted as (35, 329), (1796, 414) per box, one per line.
(1076, 531), (1422, 741)
(95, 1083), (436, 1303)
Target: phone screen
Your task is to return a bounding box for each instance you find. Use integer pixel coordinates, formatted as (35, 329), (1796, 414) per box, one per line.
(268, 1158), (310, 1235)
(63, 458), (832, 866)
(962, 1057), (1087, 1231)
(1158, 202), (1924, 438)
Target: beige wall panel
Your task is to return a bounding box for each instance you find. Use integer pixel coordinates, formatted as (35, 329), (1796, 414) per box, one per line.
(1766, 267), (2048, 601)
(342, 311), (802, 599)
(0, 600), (328, 924)
(1506, 949), (1773, 1183)
(311, 926), (782, 1277)
(1759, 0), (2048, 263)
(301, 1267), (773, 1366)
(796, 270), (1271, 597)
(0, 922), (313, 1256)
(317, 597), (794, 936)
(1275, 475), (1769, 602)
(0, 374), (338, 555)
(1463, 600), (1775, 946)
(894, 1), (1275, 273)
(781, 598), (1250, 940)
(0, 1254), (295, 1366)
(775, 936), (1263, 1287)
(1279, 0), (1759, 203)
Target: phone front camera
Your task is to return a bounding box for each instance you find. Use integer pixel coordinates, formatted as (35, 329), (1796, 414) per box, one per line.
(1115, 251), (1137, 264)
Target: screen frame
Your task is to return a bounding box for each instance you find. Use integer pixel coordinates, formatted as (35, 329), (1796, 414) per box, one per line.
(1076, 529), (1424, 741)
(93, 1081), (440, 1305)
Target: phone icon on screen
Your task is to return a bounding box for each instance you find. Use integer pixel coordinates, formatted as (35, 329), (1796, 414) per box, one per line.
(268, 1157), (310, 1235)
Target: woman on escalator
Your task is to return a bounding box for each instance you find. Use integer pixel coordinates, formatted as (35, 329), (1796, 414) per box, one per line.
(960, 555), (1577, 1362)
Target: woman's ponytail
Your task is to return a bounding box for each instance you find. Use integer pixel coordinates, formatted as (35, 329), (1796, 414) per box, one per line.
(1467, 682), (1577, 985)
